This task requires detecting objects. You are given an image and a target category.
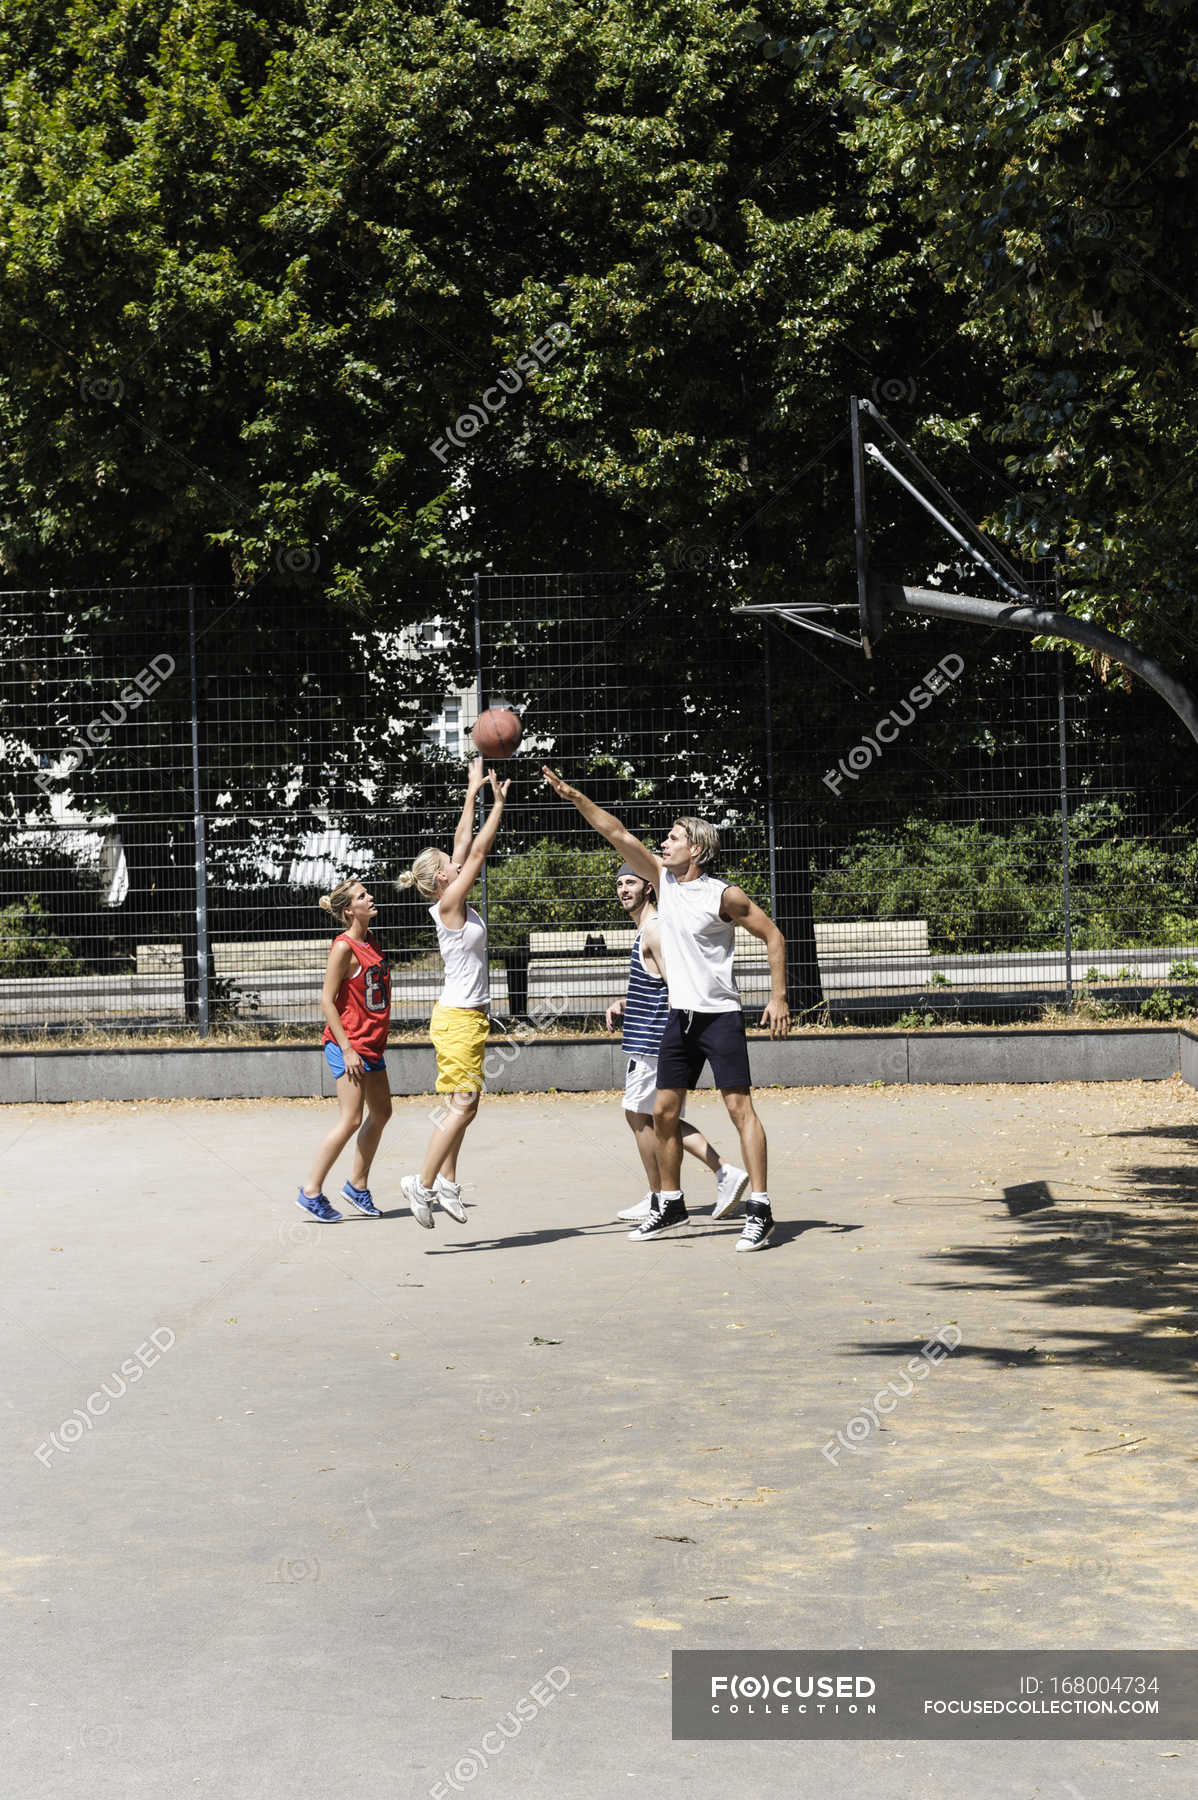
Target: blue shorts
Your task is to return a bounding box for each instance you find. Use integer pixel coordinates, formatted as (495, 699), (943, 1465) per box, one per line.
(656, 1008), (751, 1091)
(323, 1042), (387, 1079)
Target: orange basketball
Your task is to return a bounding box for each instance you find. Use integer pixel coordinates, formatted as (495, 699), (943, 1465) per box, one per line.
(472, 706), (523, 760)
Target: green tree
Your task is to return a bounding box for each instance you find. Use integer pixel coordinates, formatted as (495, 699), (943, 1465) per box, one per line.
(753, 0), (1198, 662)
(478, 837), (629, 952)
(0, 0), (961, 605)
(0, 893), (83, 977)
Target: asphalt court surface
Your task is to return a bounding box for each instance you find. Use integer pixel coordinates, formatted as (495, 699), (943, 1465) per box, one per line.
(5, 1080), (1198, 1798)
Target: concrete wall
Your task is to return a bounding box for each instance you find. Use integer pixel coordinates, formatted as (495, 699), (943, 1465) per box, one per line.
(908, 1028), (1180, 1086)
(0, 1027), (1187, 1103)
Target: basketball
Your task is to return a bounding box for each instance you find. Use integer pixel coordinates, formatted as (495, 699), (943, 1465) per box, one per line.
(472, 706), (523, 759)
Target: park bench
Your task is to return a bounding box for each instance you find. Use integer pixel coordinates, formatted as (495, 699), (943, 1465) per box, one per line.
(814, 920), (930, 961)
(526, 927), (638, 961)
(136, 939), (332, 975)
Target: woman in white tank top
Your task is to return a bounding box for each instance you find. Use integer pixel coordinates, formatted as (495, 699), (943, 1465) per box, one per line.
(397, 760), (509, 1229)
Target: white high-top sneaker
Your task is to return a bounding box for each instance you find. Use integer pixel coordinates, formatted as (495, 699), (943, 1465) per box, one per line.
(616, 1192), (655, 1222)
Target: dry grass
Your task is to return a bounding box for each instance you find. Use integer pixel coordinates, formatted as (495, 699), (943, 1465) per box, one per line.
(0, 1012), (1192, 1053)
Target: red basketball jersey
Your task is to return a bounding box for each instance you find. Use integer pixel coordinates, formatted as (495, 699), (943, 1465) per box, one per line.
(322, 932), (391, 1058)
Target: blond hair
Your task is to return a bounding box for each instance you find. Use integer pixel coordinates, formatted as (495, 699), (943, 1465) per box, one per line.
(397, 848), (446, 899)
(318, 877), (361, 924)
(673, 815), (720, 868)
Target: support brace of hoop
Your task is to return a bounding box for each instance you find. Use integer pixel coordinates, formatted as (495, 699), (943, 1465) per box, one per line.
(882, 583), (1198, 748)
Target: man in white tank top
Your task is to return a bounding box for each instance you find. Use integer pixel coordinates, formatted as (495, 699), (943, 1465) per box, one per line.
(542, 765), (790, 1250)
(606, 863), (750, 1223)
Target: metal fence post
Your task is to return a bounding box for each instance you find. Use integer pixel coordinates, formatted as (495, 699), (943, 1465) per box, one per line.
(1057, 649), (1073, 1011)
(763, 623), (778, 920)
(472, 574), (488, 928)
(189, 586), (210, 1035)
(471, 574), (495, 1016)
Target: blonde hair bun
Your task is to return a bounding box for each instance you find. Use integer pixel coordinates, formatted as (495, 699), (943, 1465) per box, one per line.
(399, 848), (446, 899)
(318, 878), (360, 923)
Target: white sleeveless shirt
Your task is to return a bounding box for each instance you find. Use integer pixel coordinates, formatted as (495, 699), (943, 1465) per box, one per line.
(656, 870), (741, 1013)
(430, 901), (490, 1009)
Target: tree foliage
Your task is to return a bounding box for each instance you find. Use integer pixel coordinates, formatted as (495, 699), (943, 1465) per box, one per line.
(816, 798), (1198, 952)
(0, 0), (959, 616)
(2, 0), (1196, 672)
(747, 0), (1198, 659)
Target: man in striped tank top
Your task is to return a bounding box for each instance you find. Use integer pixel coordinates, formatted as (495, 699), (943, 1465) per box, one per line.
(605, 863), (750, 1225)
(543, 766), (791, 1251)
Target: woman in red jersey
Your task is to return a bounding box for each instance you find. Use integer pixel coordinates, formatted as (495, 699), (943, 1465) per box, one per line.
(295, 877), (393, 1222)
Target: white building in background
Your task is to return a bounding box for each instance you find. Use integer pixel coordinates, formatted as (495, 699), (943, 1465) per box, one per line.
(414, 616), (478, 758)
(18, 616), (482, 905)
(24, 778), (129, 907)
(282, 616), (478, 888)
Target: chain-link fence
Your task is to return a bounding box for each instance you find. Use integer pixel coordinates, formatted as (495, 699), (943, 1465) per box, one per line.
(2, 576), (1196, 1039)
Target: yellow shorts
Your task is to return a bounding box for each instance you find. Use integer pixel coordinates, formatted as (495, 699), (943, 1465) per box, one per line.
(431, 1003), (490, 1094)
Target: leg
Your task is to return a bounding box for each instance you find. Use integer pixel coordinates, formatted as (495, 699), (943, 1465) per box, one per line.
(421, 1089), (480, 1188)
(720, 1088), (766, 1191)
(680, 1119), (720, 1172)
(626, 1108), (661, 1189)
(304, 1077), (365, 1196)
(348, 1070), (393, 1189)
(652, 1087), (686, 1192)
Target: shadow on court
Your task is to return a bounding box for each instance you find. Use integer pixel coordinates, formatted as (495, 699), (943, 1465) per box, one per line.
(420, 1216), (859, 1254)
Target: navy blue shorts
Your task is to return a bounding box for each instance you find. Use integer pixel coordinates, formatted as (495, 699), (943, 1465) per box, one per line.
(324, 1042), (387, 1079)
(656, 1008), (751, 1092)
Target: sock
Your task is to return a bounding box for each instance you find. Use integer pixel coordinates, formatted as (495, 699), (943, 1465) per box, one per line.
(748, 1190), (771, 1211)
(714, 1162), (727, 1179)
(660, 1189), (683, 1205)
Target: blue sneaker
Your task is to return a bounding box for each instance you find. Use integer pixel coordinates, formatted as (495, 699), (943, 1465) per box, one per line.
(295, 1187), (342, 1223)
(341, 1180), (380, 1217)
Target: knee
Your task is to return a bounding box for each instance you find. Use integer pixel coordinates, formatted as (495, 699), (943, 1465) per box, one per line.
(654, 1095), (682, 1129)
(454, 1089), (480, 1116)
(625, 1109), (651, 1130)
(722, 1090), (753, 1124)
(371, 1097), (393, 1126)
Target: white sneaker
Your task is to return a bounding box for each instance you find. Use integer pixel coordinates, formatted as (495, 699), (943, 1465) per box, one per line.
(435, 1176), (468, 1223)
(616, 1192), (656, 1222)
(735, 1208), (775, 1252)
(712, 1164), (750, 1220)
(401, 1175), (436, 1230)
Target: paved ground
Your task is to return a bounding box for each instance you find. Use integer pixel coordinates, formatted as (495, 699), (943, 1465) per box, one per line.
(5, 1079), (1198, 1799)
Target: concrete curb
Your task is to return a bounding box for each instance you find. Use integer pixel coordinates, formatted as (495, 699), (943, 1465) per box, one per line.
(1, 1027), (1193, 1102)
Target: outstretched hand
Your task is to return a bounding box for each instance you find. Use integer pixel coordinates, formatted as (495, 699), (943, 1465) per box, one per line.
(541, 764), (576, 800)
(488, 770), (511, 801)
(465, 756), (486, 795)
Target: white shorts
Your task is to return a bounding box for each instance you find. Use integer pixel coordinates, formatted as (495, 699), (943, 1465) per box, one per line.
(622, 1053), (687, 1117)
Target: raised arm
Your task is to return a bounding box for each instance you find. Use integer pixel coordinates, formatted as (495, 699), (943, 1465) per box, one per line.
(720, 885), (791, 1039)
(452, 756), (487, 866)
(439, 772), (510, 925)
(541, 766), (661, 885)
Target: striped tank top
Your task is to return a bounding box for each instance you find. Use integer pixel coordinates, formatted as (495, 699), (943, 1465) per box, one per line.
(622, 927), (670, 1055)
